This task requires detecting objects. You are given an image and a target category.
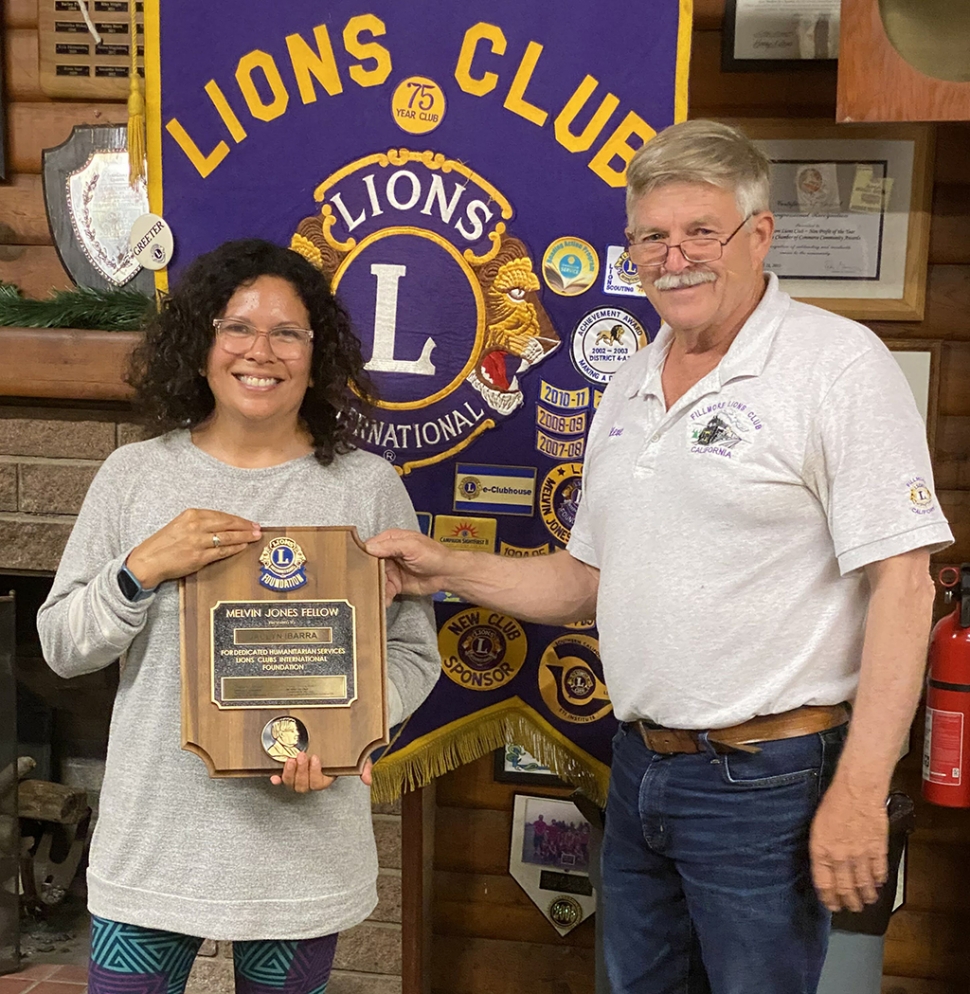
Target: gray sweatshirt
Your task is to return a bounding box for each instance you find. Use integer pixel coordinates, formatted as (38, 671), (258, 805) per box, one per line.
(37, 431), (439, 940)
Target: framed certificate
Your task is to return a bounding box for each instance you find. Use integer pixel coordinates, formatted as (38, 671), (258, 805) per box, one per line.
(722, 0), (840, 71)
(731, 120), (934, 321)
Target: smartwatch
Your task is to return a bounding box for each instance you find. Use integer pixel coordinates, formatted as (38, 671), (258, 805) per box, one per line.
(117, 564), (157, 602)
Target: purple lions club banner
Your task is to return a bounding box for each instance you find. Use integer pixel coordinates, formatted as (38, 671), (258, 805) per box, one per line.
(145, 0), (692, 804)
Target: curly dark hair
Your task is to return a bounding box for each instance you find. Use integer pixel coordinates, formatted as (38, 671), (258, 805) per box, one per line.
(127, 238), (373, 466)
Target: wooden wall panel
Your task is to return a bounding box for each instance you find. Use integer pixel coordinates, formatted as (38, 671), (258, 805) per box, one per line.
(8, 102), (129, 174)
(6, 0), (38, 29)
(0, 246), (72, 297)
(688, 31), (837, 117)
(432, 755), (594, 994)
(938, 344), (970, 417)
(0, 174), (54, 246)
(430, 936), (596, 994)
(5, 29), (44, 102)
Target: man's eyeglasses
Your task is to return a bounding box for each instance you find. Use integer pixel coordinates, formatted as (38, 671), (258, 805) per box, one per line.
(213, 318), (314, 359)
(624, 216), (753, 268)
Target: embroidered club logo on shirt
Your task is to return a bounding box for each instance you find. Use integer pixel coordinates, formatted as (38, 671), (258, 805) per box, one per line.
(687, 400), (763, 458)
(907, 476), (937, 515)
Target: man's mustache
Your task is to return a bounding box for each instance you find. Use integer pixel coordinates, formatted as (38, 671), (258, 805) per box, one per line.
(652, 269), (718, 291)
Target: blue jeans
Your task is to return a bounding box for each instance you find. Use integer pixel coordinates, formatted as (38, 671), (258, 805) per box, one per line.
(602, 721), (848, 994)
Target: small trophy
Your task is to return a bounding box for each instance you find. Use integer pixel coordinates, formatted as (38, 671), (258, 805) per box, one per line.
(180, 527), (387, 777)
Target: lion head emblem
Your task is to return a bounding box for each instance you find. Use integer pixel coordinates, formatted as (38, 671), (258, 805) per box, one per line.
(469, 237), (560, 416)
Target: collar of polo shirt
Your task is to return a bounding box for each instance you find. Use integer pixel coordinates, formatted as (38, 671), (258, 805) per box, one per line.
(629, 273), (789, 401)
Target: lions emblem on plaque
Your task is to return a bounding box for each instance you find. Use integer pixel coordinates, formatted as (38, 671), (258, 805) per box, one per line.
(261, 715), (309, 762)
(258, 537), (308, 591)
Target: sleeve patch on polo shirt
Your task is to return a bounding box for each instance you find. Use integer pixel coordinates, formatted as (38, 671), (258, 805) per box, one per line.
(907, 476), (937, 515)
(687, 400), (763, 459)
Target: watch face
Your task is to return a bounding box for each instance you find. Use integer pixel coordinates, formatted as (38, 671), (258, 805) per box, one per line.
(117, 567), (141, 601)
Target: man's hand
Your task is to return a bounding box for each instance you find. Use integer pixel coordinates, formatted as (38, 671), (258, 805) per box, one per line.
(365, 529), (457, 603)
(270, 754), (374, 793)
(809, 780), (888, 912)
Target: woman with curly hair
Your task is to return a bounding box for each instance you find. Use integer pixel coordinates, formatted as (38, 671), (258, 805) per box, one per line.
(37, 239), (439, 994)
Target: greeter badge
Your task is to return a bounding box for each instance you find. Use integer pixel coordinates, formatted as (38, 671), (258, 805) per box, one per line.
(259, 537), (308, 591)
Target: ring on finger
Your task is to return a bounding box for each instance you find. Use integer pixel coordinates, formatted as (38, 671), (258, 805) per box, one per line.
(212, 533), (221, 548)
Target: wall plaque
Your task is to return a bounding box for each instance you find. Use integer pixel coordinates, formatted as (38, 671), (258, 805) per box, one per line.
(42, 125), (156, 294)
(181, 527), (388, 778)
(40, 0), (144, 100)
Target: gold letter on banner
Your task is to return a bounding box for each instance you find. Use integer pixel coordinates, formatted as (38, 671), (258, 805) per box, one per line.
(165, 118), (229, 179)
(455, 22), (507, 97)
(588, 110), (656, 188)
(555, 75), (620, 153)
(503, 41), (548, 126)
(236, 50), (290, 122)
(344, 14), (392, 87)
(286, 25), (344, 102)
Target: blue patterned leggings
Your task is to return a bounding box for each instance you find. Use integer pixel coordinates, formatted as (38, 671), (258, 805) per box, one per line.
(87, 916), (338, 994)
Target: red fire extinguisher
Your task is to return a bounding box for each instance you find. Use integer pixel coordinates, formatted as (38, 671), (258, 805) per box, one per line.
(923, 564), (970, 807)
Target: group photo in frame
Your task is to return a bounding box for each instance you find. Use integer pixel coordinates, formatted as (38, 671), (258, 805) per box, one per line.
(508, 794), (597, 937)
(728, 120), (933, 321)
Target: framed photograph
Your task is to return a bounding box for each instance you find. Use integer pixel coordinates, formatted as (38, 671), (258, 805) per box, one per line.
(731, 120), (933, 321)
(508, 794), (596, 936)
(722, 0), (839, 72)
(885, 339), (942, 454)
(493, 744), (569, 788)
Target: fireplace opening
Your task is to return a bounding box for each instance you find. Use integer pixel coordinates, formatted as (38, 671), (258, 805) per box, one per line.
(4, 571), (117, 969)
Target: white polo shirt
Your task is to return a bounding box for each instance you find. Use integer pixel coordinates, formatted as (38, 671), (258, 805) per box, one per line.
(567, 273), (953, 728)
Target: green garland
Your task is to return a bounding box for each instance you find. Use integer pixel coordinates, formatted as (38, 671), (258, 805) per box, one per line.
(0, 283), (156, 331)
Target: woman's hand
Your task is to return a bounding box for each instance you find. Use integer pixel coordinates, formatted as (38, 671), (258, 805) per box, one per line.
(270, 755), (374, 793)
(125, 508), (262, 589)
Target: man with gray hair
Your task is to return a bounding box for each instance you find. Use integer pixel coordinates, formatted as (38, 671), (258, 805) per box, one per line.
(367, 120), (952, 992)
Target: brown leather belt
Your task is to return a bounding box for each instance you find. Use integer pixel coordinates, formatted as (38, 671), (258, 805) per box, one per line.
(635, 703), (851, 755)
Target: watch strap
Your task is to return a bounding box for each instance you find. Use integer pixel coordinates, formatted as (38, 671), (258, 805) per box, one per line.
(117, 564), (156, 602)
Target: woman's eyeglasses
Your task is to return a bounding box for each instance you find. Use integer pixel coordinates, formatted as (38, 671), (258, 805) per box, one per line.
(213, 318), (314, 359)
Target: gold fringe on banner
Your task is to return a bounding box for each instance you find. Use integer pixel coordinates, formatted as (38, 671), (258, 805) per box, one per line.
(127, 0), (146, 186)
(371, 699), (611, 808)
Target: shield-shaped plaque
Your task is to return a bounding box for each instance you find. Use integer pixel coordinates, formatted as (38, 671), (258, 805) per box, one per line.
(42, 125), (156, 293)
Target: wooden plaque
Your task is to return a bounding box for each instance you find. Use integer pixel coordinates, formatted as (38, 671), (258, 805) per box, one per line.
(180, 526), (388, 778)
(39, 0), (144, 100)
(838, 0), (970, 122)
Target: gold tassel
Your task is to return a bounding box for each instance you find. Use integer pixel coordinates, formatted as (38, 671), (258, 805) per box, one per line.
(371, 710), (611, 808)
(127, 0), (146, 186)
